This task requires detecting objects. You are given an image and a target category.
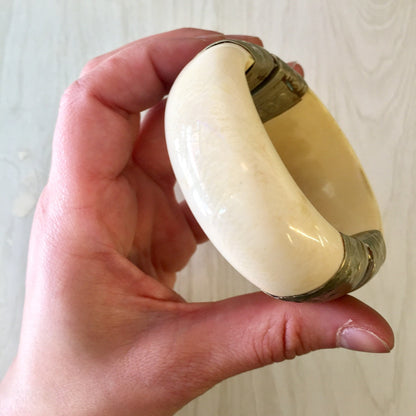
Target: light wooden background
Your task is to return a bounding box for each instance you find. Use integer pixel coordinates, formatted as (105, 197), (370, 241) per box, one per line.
(1, 1), (415, 415)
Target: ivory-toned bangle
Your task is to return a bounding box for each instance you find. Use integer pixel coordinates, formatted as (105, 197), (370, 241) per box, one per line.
(165, 40), (386, 302)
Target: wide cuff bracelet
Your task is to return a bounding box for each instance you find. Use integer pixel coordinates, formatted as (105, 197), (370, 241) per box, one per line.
(165, 40), (386, 302)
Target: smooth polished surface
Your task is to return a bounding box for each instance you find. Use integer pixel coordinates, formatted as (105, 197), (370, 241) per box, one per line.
(166, 43), (344, 296)
(266, 90), (383, 235)
(1, 1), (415, 415)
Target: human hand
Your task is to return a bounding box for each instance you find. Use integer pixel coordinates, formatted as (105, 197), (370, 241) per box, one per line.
(0, 28), (394, 416)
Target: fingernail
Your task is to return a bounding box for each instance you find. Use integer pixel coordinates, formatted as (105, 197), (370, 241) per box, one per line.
(288, 61), (304, 77)
(336, 326), (391, 353)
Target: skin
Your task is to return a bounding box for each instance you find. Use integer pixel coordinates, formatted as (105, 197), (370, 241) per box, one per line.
(0, 28), (393, 416)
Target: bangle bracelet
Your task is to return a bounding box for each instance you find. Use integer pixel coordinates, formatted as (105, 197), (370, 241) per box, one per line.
(165, 40), (386, 302)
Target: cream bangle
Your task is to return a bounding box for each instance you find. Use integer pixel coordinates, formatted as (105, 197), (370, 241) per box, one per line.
(165, 40), (385, 302)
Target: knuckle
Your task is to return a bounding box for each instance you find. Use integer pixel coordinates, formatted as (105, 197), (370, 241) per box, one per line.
(281, 314), (303, 360)
(80, 56), (102, 75)
(59, 78), (91, 111)
(252, 313), (307, 365)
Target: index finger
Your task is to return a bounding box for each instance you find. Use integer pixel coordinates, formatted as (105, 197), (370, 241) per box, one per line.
(50, 29), (262, 186)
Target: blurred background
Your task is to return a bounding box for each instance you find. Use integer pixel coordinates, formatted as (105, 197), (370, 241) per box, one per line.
(1, 1), (415, 415)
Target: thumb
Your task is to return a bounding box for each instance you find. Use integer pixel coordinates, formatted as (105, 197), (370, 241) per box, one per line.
(182, 293), (394, 384)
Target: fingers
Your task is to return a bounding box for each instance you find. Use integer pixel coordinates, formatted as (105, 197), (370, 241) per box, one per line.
(51, 29), (220, 186)
(79, 28), (225, 77)
(80, 30), (263, 77)
(51, 28), (263, 190)
(177, 294), (393, 383)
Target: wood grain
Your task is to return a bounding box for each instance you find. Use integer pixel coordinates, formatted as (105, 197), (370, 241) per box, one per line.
(1, 0), (414, 414)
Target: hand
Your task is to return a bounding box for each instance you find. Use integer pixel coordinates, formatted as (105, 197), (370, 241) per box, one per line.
(0, 28), (394, 416)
